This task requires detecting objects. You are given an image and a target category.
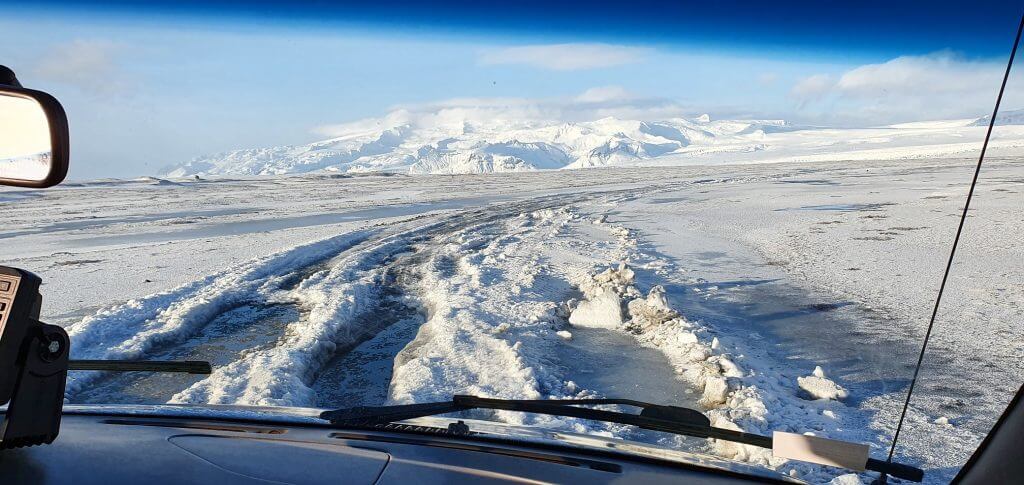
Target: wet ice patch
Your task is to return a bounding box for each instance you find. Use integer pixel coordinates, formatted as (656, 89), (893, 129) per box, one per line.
(568, 259), (775, 464)
(564, 224), (788, 468)
(576, 217), (878, 476)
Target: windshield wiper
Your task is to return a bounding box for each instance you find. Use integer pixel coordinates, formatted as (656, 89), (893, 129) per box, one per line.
(68, 359), (212, 374)
(323, 395), (717, 436)
(321, 395), (923, 482)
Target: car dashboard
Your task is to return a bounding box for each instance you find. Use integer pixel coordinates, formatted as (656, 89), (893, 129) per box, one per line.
(0, 409), (797, 484)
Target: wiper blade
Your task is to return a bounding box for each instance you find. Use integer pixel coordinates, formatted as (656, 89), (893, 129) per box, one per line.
(321, 395), (923, 482)
(323, 394), (711, 429)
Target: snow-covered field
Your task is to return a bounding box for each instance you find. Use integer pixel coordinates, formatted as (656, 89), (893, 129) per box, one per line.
(2, 157), (1022, 483)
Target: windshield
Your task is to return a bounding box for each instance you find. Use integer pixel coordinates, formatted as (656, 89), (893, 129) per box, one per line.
(2, 2), (1022, 483)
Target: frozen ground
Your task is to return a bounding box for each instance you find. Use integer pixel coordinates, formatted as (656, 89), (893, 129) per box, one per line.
(2, 158), (1022, 483)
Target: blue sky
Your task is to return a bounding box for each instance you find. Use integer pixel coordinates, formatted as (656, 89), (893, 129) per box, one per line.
(1, 2), (1021, 179)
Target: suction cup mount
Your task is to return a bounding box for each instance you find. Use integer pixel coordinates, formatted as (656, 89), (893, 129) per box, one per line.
(0, 266), (210, 449)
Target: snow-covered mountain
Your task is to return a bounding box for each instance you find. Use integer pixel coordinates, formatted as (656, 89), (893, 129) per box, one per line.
(161, 111), (1024, 177)
(971, 108), (1024, 126)
(160, 115), (795, 177)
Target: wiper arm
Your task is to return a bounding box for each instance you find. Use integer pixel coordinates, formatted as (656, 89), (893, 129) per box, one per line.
(323, 395), (720, 439)
(321, 395), (923, 482)
(68, 359), (211, 374)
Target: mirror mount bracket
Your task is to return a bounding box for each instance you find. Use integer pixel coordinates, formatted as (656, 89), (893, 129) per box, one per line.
(0, 323), (69, 449)
(0, 65), (22, 88)
(0, 268), (68, 449)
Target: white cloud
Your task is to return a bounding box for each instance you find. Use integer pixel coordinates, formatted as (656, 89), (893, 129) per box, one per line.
(790, 52), (1024, 123)
(835, 52), (1002, 97)
(312, 87), (688, 138)
(574, 85), (634, 103)
(790, 74), (835, 106)
(32, 39), (125, 96)
(478, 43), (648, 71)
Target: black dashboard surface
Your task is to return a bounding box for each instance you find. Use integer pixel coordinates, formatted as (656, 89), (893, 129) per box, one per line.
(0, 413), (794, 484)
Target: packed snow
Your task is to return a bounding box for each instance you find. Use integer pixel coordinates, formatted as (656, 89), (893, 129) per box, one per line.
(797, 367), (850, 401)
(2, 155), (1022, 484)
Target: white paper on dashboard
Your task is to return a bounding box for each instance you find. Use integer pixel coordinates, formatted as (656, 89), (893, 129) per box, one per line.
(772, 431), (869, 471)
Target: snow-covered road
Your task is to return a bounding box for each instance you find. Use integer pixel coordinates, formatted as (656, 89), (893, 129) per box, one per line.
(2, 158), (1021, 483)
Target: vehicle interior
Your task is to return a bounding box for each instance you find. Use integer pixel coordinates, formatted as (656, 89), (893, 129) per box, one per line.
(2, 2), (1023, 484)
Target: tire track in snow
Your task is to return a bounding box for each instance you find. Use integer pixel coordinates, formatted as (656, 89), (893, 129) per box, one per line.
(162, 196), (595, 407)
(310, 198), (604, 408)
(66, 205), (526, 404)
(74, 303), (299, 404)
(373, 202), (713, 448)
(65, 182), (694, 407)
(64, 230), (375, 402)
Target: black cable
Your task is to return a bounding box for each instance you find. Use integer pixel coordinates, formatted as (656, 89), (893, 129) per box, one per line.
(886, 12), (1024, 465)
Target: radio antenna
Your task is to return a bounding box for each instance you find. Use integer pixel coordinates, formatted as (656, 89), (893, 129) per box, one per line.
(885, 11), (1024, 469)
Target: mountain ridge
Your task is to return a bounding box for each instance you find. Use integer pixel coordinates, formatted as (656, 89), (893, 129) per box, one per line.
(161, 115), (795, 177)
(160, 112), (1022, 177)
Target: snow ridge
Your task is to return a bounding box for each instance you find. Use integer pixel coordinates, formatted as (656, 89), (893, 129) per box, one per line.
(64, 230), (374, 400)
(573, 213), (885, 482)
(971, 108), (1024, 126)
(171, 231), (420, 406)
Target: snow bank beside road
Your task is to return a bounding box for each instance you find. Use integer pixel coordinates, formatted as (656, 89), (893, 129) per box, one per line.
(567, 261), (778, 465)
(64, 230), (373, 400)
(577, 214), (886, 482)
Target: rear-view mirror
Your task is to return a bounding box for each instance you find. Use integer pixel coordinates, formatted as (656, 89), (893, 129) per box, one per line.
(0, 66), (69, 188)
